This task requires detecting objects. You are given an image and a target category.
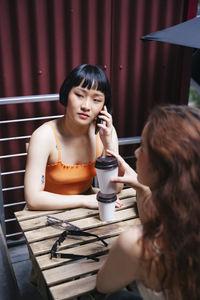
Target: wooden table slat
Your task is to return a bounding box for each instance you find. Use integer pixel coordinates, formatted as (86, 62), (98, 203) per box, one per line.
(37, 236), (116, 271)
(43, 255), (107, 286)
(15, 209), (65, 222)
(50, 274), (97, 300)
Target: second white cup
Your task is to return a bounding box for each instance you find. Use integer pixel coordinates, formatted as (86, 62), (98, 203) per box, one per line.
(97, 191), (117, 221)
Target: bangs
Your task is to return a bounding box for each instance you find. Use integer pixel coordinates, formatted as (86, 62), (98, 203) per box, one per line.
(75, 71), (108, 95)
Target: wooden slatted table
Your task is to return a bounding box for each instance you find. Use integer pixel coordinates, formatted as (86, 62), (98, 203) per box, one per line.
(15, 188), (140, 300)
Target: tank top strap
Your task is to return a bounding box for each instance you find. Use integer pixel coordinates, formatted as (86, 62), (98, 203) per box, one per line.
(96, 133), (100, 158)
(46, 122), (61, 161)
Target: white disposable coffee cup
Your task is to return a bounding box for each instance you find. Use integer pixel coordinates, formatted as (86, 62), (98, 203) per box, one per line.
(95, 155), (118, 194)
(97, 191), (117, 221)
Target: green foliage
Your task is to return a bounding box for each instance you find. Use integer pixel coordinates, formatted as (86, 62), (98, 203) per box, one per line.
(188, 86), (200, 108)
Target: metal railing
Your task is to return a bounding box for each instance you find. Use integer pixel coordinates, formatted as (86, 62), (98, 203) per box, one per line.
(0, 94), (59, 105)
(0, 94), (141, 244)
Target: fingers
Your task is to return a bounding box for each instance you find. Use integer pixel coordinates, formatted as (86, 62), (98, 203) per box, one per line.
(110, 176), (127, 184)
(98, 107), (113, 128)
(107, 149), (128, 168)
(115, 199), (124, 208)
(107, 149), (122, 161)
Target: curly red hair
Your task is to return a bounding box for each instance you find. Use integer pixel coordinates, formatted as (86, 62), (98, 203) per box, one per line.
(142, 105), (200, 300)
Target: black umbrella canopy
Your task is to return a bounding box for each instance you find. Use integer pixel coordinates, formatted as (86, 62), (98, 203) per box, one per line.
(141, 16), (200, 49)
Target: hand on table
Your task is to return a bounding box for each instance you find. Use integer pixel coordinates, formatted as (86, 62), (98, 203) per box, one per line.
(83, 193), (123, 209)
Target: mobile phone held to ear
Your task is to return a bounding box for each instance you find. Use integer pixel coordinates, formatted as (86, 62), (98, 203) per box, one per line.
(95, 113), (103, 134)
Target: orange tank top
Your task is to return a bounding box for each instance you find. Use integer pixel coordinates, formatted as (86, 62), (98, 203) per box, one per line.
(44, 122), (100, 195)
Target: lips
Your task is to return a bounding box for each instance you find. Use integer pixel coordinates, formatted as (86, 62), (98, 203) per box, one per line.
(78, 113), (90, 119)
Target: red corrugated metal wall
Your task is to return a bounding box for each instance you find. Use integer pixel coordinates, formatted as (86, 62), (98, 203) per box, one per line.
(0, 0), (112, 95)
(111, 0), (197, 137)
(0, 0), (198, 237)
(0, 0), (198, 132)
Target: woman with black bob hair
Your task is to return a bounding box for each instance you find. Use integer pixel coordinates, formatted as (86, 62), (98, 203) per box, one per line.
(24, 64), (122, 210)
(59, 64), (112, 113)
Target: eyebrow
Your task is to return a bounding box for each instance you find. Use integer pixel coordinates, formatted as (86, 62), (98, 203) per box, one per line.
(75, 87), (104, 98)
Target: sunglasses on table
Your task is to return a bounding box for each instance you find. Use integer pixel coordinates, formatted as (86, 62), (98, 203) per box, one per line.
(47, 215), (108, 262)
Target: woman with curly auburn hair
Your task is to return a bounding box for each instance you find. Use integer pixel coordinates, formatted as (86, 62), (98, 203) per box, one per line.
(96, 105), (200, 300)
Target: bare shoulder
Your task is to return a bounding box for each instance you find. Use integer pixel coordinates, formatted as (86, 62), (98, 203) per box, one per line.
(27, 122), (56, 157)
(31, 122), (53, 138)
(116, 226), (143, 260)
(118, 226), (157, 263)
(30, 122), (54, 145)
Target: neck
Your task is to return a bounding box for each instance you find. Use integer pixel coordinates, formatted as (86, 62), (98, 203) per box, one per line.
(58, 116), (90, 137)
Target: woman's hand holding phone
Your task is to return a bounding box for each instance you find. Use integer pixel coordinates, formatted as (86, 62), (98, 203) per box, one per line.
(95, 106), (116, 152)
(95, 106), (112, 134)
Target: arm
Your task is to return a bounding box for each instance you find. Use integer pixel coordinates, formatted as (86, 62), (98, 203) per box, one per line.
(24, 125), (99, 210)
(96, 227), (143, 294)
(97, 106), (119, 154)
(106, 150), (151, 223)
(97, 106), (123, 193)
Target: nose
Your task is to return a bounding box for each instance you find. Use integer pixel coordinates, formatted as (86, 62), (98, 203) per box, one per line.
(134, 147), (139, 158)
(81, 97), (91, 111)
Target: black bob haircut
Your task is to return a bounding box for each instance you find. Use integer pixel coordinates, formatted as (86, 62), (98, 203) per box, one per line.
(59, 64), (112, 113)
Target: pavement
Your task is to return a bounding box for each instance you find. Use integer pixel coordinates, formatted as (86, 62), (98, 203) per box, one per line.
(8, 242), (44, 300)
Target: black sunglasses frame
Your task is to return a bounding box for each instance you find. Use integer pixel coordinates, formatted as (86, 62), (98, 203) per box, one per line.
(47, 216), (108, 262)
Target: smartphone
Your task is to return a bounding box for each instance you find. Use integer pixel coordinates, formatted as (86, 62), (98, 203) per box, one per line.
(95, 113), (103, 134)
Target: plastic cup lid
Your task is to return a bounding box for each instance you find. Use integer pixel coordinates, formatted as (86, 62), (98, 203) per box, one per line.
(95, 155), (118, 170)
(97, 191), (117, 203)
